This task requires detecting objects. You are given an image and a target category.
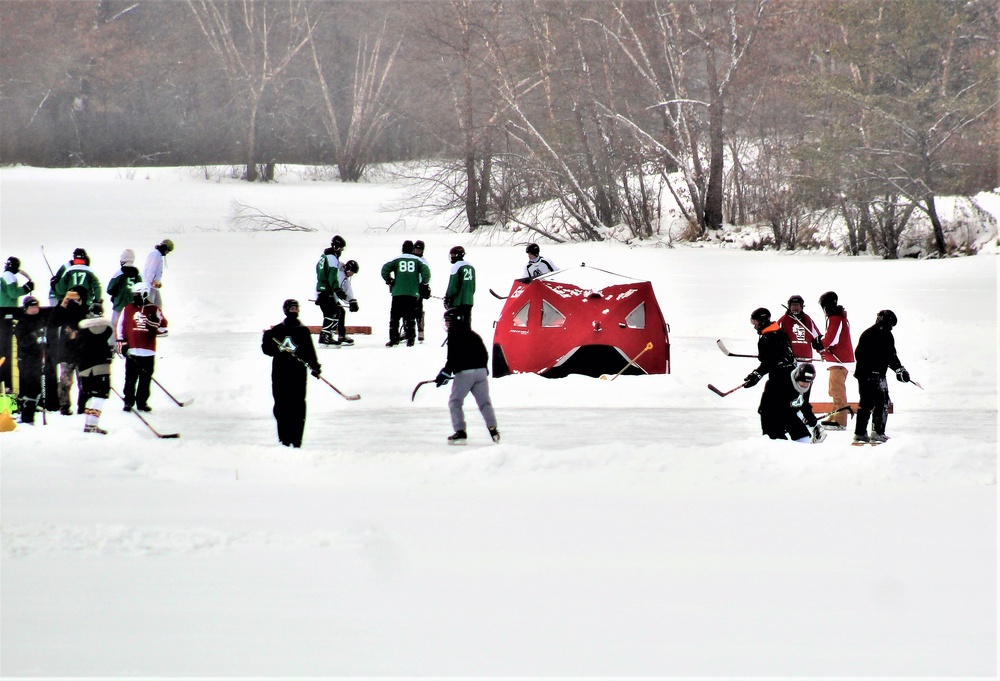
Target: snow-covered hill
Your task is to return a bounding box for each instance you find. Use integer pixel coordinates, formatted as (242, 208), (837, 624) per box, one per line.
(0, 166), (995, 676)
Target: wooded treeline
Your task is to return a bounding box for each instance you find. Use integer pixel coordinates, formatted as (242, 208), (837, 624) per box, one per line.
(2, 0), (997, 255)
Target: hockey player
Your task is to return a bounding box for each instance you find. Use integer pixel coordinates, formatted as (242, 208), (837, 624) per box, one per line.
(444, 246), (475, 329)
(852, 309), (910, 445)
(143, 239), (174, 309)
(261, 299), (321, 448)
(315, 235), (358, 346)
(117, 282), (167, 412)
(435, 308), (500, 445)
(47, 247), (85, 305)
(52, 248), (102, 307)
(106, 248), (142, 336)
(522, 243), (557, 281)
(758, 362), (825, 442)
(77, 302), (114, 434)
(382, 240), (431, 347)
(13, 296), (45, 425)
(51, 286), (89, 415)
(412, 240), (431, 342)
(1, 256), (35, 307)
(778, 294), (822, 361)
(817, 291), (855, 430)
(742, 307), (796, 435)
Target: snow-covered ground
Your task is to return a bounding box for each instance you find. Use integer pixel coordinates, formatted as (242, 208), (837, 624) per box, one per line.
(0, 166), (996, 676)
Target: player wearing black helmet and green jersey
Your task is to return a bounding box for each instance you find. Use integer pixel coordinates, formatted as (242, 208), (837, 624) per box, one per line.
(444, 245), (475, 329)
(315, 235), (357, 346)
(382, 240), (431, 347)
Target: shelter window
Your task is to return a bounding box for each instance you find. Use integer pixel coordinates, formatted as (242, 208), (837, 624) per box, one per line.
(541, 300), (566, 328)
(512, 302), (530, 328)
(625, 303), (646, 329)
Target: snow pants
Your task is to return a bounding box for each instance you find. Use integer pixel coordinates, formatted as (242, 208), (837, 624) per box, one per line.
(388, 296), (417, 345)
(855, 375), (890, 437)
(123, 354), (154, 409)
(271, 370), (307, 447)
(826, 366), (849, 427)
(449, 368), (497, 433)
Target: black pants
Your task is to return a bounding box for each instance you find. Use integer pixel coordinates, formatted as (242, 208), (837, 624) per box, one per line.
(856, 375), (889, 437)
(758, 382), (811, 440)
(272, 374), (307, 447)
(389, 296), (418, 344)
(124, 354), (154, 408)
(17, 356), (42, 423)
(318, 293), (346, 342)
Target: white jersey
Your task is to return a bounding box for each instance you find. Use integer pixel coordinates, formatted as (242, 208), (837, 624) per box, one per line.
(524, 256), (557, 280)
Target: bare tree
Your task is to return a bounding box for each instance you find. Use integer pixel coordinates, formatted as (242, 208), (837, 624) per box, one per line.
(185, 0), (313, 181)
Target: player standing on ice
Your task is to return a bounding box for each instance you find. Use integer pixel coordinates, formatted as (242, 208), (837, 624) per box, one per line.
(1, 257), (35, 307)
(443, 246), (475, 329)
(521, 243), (557, 281)
(77, 302), (114, 434)
(315, 235), (357, 347)
(106, 249), (142, 337)
(53, 248), (102, 307)
(117, 282), (167, 413)
(435, 308), (500, 445)
(778, 294), (822, 361)
(816, 291), (855, 431)
(382, 240), (430, 347)
(143, 239), (174, 309)
(742, 307), (796, 436)
(261, 299), (321, 448)
(852, 309), (910, 445)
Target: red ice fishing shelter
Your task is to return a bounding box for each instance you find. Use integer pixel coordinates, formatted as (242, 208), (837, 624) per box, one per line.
(492, 265), (670, 378)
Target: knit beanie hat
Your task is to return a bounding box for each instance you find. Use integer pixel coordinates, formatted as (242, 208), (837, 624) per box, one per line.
(120, 248), (135, 265)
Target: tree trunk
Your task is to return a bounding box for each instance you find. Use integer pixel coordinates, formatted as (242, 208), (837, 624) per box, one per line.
(704, 85), (725, 230)
(925, 194), (947, 255)
(464, 153), (479, 231)
(245, 98), (259, 182)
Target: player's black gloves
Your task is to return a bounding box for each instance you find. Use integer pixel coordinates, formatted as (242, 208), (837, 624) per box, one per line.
(811, 337), (823, 352)
(311, 365), (322, 378)
(435, 370), (453, 387)
(743, 370), (762, 388)
(333, 288), (348, 301)
(348, 299), (359, 313)
(419, 283), (431, 300)
(895, 367), (910, 383)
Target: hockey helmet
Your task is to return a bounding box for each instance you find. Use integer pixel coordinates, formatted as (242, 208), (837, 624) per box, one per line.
(88, 301), (104, 316)
(750, 307), (771, 324)
(344, 259), (360, 274)
(792, 362), (816, 383)
(73, 247), (89, 264)
(449, 246), (465, 263)
(4, 256), (19, 273)
(132, 282), (152, 304)
(282, 298), (300, 315)
(787, 294), (804, 307)
(402, 240), (414, 254)
(22, 295), (40, 309)
(413, 240), (425, 251)
(525, 243), (540, 256)
(819, 291), (838, 310)
(330, 235), (346, 251)
(876, 309), (897, 329)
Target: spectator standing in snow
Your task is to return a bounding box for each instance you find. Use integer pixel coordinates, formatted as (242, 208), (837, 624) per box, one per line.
(315, 235), (358, 346)
(106, 249), (142, 337)
(412, 240), (432, 343)
(742, 307), (796, 437)
(13, 296), (45, 425)
(444, 246), (475, 329)
(522, 243), (557, 281)
(435, 308), (500, 445)
(143, 239), (174, 309)
(778, 294), (822, 362)
(117, 282), (167, 413)
(76, 302), (114, 434)
(382, 240), (430, 347)
(852, 310), (910, 445)
(817, 291), (855, 430)
(261, 299), (321, 448)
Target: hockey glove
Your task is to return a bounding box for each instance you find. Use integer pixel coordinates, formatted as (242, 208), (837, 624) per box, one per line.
(743, 370), (762, 388)
(895, 367), (910, 383)
(24, 280), (35, 293)
(348, 299), (359, 313)
(115, 340), (128, 356)
(50, 275), (59, 289)
(311, 365), (322, 378)
(811, 337), (823, 352)
(333, 288), (348, 301)
(443, 297), (452, 309)
(434, 370), (453, 387)
(809, 423), (826, 444)
(419, 283), (431, 300)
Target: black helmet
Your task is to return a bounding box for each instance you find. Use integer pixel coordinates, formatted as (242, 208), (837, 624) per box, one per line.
(330, 235), (346, 251)
(449, 246), (465, 263)
(876, 309), (897, 329)
(413, 240), (425, 251)
(22, 295), (39, 309)
(5, 256), (19, 273)
(73, 247), (89, 264)
(819, 291), (838, 310)
(792, 362), (816, 383)
(750, 307), (771, 324)
(282, 298), (300, 315)
(88, 301), (104, 316)
(526, 243), (540, 256)
(402, 240), (414, 254)
(787, 294), (804, 307)
(344, 259), (359, 274)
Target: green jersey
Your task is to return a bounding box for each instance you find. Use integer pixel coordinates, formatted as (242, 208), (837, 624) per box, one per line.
(445, 260), (475, 307)
(382, 254), (430, 298)
(0, 271), (30, 308)
(54, 264), (102, 306)
(106, 266), (142, 312)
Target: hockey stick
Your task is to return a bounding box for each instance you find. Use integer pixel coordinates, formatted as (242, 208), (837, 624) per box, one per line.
(707, 383), (743, 397)
(272, 338), (360, 400)
(489, 288), (508, 300)
(411, 379), (436, 401)
(151, 374), (194, 407)
(908, 378), (924, 390)
(601, 341), (654, 381)
(40, 245), (55, 277)
(110, 386), (180, 438)
(716, 339), (757, 358)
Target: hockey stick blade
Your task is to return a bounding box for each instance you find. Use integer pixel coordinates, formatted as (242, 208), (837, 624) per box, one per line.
(111, 387), (180, 438)
(489, 288), (508, 300)
(321, 376), (360, 400)
(151, 375), (194, 407)
(908, 379), (924, 390)
(716, 339), (757, 359)
(411, 379), (435, 401)
(707, 383), (742, 397)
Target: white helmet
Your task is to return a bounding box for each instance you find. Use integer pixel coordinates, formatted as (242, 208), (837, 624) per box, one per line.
(132, 282), (152, 303)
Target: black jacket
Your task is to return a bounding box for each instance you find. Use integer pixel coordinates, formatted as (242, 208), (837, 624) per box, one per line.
(14, 313), (47, 362)
(444, 327), (489, 374)
(854, 324), (902, 378)
(76, 316), (114, 373)
(262, 316), (321, 378)
(754, 322), (795, 377)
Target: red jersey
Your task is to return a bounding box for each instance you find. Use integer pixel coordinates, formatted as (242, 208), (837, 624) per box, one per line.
(119, 302), (167, 355)
(820, 309), (854, 365)
(778, 312), (821, 360)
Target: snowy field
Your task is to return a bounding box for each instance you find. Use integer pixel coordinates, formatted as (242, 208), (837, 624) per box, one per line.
(0, 166), (996, 677)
